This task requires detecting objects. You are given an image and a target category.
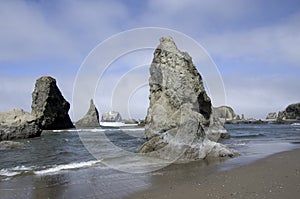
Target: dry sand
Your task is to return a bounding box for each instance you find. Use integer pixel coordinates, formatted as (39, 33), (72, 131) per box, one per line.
(128, 149), (300, 199)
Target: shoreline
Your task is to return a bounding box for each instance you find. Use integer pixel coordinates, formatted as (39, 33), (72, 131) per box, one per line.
(127, 148), (300, 199)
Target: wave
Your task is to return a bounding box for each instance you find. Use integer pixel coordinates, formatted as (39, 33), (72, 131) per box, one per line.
(0, 165), (35, 177)
(291, 123), (300, 126)
(34, 160), (102, 175)
(231, 133), (265, 138)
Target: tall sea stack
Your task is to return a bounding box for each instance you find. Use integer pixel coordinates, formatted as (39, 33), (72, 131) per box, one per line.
(140, 37), (235, 161)
(31, 76), (74, 130)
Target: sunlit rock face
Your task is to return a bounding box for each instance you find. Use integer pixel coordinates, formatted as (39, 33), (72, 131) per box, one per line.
(140, 37), (236, 161)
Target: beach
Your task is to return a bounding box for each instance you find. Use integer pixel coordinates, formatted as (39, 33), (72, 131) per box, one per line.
(128, 149), (300, 199)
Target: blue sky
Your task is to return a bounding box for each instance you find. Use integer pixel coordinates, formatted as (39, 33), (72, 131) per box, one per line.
(1, 0), (300, 120)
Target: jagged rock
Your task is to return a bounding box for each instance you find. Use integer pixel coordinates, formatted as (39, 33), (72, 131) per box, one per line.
(277, 111), (286, 120)
(213, 106), (236, 121)
(266, 112), (277, 120)
(0, 109), (42, 141)
(31, 76), (74, 130)
(235, 115), (241, 120)
(284, 103), (300, 120)
(140, 37), (236, 161)
(206, 115), (230, 142)
(101, 111), (122, 122)
(241, 114), (246, 120)
(75, 99), (100, 128)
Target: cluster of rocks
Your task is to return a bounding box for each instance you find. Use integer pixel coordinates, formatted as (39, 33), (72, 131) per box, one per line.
(140, 37), (236, 161)
(266, 103), (300, 124)
(0, 76), (74, 141)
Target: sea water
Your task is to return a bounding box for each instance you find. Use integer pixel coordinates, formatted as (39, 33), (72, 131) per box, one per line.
(0, 124), (300, 198)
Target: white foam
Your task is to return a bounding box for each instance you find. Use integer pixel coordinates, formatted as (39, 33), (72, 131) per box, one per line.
(291, 123), (300, 126)
(34, 160), (102, 175)
(0, 169), (21, 177)
(0, 165), (34, 177)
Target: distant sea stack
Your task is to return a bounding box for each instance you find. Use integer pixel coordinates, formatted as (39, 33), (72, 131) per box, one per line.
(284, 103), (300, 120)
(140, 37), (236, 161)
(31, 76), (74, 130)
(75, 99), (100, 128)
(213, 106), (237, 122)
(0, 76), (74, 141)
(101, 111), (122, 122)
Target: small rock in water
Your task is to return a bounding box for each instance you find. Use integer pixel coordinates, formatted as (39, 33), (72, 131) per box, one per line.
(75, 99), (100, 128)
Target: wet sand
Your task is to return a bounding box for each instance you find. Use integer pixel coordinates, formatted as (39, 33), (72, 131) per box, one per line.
(128, 149), (300, 199)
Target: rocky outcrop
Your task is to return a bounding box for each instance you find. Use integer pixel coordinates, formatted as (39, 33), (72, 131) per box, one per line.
(75, 99), (100, 128)
(31, 76), (74, 130)
(266, 112), (277, 120)
(101, 111), (122, 122)
(124, 119), (138, 124)
(206, 115), (230, 142)
(0, 109), (42, 141)
(213, 106), (236, 121)
(0, 76), (74, 141)
(284, 103), (300, 120)
(140, 37), (236, 161)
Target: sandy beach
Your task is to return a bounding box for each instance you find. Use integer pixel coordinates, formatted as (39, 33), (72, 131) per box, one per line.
(128, 148), (300, 199)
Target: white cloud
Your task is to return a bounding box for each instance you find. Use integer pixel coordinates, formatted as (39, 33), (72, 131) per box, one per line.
(0, 0), (128, 61)
(201, 12), (300, 66)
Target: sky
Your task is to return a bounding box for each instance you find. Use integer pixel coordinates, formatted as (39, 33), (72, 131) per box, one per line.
(1, 0), (300, 120)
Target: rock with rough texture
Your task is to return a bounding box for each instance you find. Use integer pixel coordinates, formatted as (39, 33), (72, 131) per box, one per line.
(31, 76), (74, 130)
(0, 109), (42, 141)
(266, 112), (277, 120)
(284, 103), (300, 120)
(213, 106), (236, 121)
(140, 37), (236, 161)
(101, 111), (122, 122)
(75, 99), (100, 128)
(206, 115), (230, 142)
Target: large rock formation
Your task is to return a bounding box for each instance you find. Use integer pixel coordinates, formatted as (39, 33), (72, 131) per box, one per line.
(284, 103), (300, 120)
(140, 37), (236, 161)
(31, 76), (74, 130)
(213, 106), (236, 121)
(101, 111), (122, 122)
(266, 112), (277, 120)
(0, 109), (42, 141)
(0, 76), (74, 141)
(75, 99), (100, 128)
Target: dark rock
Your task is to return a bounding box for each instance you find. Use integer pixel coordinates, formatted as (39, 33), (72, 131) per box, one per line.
(284, 103), (300, 120)
(101, 111), (122, 122)
(75, 99), (100, 128)
(31, 76), (74, 130)
(252, 119), (266, 124)
(140, 37), (236, 161)
(0, 109), (42, 141)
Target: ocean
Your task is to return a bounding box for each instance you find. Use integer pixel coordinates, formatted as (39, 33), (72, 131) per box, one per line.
(1, 123), (300, 198)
